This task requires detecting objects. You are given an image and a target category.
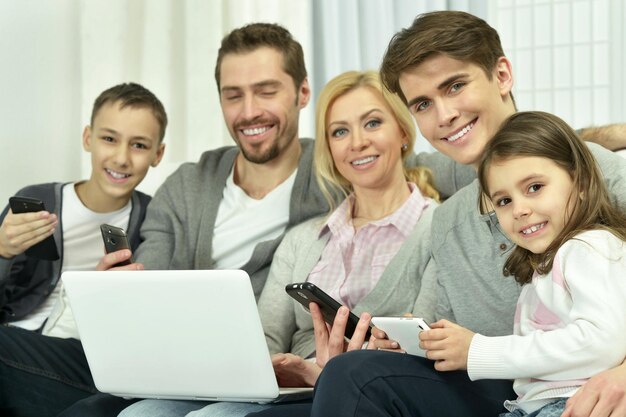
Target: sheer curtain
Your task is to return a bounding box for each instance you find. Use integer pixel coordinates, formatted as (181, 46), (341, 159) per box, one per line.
(78, 0), (314, 195)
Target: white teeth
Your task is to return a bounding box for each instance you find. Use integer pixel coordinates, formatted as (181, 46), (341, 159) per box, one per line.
(106, 169), (129, 179)
(242, 127), (270, 136)
(447, 122), (474, 142)
(522, 223), (545, 235)
(351, 156), (377, 166)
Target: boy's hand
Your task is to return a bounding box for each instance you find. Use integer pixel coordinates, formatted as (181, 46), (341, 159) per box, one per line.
(0, 210), (57, 258)
(419, 319), (474, 371)
(96, 249), (143, 271)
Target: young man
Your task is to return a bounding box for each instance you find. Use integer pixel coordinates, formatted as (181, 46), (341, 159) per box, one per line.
(248, 11), (626, 417)
(0, 82), (166, 417)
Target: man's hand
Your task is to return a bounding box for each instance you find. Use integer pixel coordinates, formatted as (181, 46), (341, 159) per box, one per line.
(419, 319), (474, 371)
(579, 124), (626, 152)
(0, 210), (57, 258)
(562, 362), (626, 417)
(95, 249), (143, 271)
(272, 353), (321, 387)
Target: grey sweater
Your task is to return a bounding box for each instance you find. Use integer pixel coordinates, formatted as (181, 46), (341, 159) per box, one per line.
(433, 142), (626, 336)
(257, 202), (439, 358)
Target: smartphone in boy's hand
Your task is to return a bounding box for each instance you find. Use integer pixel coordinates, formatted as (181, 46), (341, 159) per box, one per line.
(100, 224), (133, 267)
(8, 196), (60, 260)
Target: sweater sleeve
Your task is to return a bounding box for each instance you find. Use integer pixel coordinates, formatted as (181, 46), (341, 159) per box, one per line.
(412, 259), (437, 325)
(588, 142), (626, 211)
(134, 168), (187, 269)
(258, 225), (301, 355)
(468, 231), (626, 381)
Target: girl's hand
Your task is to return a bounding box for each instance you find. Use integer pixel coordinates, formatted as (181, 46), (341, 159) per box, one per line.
(419, 319), (475, 371)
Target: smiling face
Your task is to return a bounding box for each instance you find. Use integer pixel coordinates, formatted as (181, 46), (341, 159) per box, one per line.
(81, 101), (164, 212)
(486, 156), (575, 254)
(219, 47), (310, 165)
(399, 54), (515, 168)
(326, 86), (408, 194)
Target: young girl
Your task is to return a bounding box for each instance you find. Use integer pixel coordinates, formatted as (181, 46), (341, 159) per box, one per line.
(419, 111), (626, 417)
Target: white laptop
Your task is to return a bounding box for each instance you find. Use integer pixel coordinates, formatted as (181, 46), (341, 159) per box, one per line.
(62, 269), (312, 403)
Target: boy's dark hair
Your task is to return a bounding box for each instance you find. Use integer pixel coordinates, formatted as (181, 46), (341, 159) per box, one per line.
(478, 111), (626, 284)
(380, 11), (510, 105)
(91, 83), (168, 143)
(214, 23), (307, 91)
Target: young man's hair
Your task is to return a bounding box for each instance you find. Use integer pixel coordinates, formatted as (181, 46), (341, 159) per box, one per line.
(91, 82), (168, 143)
(314, 70), (439, 212)
(214, 22), (307, 91)
(478, 111), (626, 284)
(380, 10), (509, 105)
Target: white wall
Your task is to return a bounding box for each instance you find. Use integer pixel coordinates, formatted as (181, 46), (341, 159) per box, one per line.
(0, 0), (82, 205)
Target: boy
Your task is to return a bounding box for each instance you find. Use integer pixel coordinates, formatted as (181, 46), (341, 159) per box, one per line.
(0, 82), (166, 417)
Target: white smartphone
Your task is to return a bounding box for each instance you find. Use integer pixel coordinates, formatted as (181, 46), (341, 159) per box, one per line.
(371, 317), (430, 357)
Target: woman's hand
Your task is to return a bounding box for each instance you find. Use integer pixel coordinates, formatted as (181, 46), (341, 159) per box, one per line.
(271, 353), (321, 387)
(310, 303), (371, 368)
(367, 326), (402, 352)
(419, 319), (474, 371)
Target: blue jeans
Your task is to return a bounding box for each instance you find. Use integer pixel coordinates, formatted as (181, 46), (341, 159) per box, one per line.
(0, 325), (96, 417)
(118, 399), (272, 417)
(500, 399), (567, 417)
(249, 350), (515, 417)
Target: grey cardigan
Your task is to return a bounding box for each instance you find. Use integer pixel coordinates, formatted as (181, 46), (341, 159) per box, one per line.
(257, 201), (439, 358)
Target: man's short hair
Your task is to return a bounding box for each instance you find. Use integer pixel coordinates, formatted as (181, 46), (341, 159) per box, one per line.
(380, 11), (506, 104)
(91, 82), (168, 143)
(214, 23), (307, 91)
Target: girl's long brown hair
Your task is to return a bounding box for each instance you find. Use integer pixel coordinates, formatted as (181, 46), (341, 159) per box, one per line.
(478, 111), (626, 284)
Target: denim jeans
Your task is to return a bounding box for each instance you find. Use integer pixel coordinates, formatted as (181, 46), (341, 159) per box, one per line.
(500, 399), (568, 417)
(0, 325), (96, 417)
(118, 399), (272, 417)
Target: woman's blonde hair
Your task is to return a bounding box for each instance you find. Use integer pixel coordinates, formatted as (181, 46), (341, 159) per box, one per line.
(314, 70), (439, 212)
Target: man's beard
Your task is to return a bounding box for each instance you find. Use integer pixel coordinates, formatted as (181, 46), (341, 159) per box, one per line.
(240, 140), (281, 164)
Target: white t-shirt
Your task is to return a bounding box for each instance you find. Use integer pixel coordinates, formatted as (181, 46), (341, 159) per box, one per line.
(211, 168), (296, 269)
(13, 183), (131, 338)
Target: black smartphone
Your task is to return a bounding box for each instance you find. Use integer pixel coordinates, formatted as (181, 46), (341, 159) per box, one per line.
(286, 282), (372, 340)
(8, 196), (60, 261)
(100, 224), (133, 266)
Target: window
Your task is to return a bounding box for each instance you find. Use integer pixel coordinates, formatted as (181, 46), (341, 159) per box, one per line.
(490, 0), (624, 129)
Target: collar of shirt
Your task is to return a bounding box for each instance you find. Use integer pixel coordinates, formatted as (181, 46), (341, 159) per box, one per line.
(319, 182), (430, 240)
